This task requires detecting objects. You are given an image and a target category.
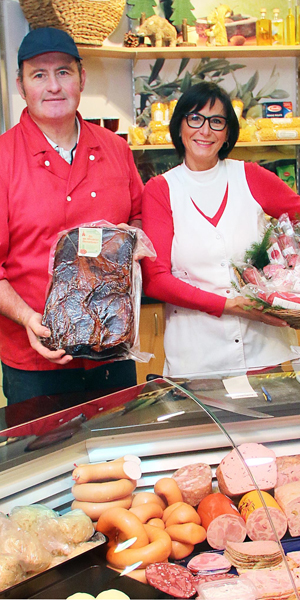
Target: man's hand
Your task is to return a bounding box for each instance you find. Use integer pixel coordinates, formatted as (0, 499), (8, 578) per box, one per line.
(25, 312), (73, 365)
(224, 296), (288, 327)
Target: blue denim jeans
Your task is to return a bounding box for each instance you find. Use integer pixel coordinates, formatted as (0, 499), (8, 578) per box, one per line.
(2, 360), (137, 405)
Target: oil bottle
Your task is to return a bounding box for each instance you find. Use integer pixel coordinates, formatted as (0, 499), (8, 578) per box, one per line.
(285, 0), (296, 45)
(272, 8), (284, 44)
(256, 8), (272, 45)
(296, 0), (300, 43)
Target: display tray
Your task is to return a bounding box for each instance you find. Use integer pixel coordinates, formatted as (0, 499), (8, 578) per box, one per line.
(0, 543), (172, 600)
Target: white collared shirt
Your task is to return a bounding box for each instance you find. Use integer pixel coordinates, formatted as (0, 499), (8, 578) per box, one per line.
(44, 116), (80, 164)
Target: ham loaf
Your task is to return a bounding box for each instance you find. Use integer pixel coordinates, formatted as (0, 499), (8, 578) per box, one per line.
(172, 463), (212, 506)
(276, 455), (300, 487)
(275, 481), (300, 537)
(216, 443), (277, 498)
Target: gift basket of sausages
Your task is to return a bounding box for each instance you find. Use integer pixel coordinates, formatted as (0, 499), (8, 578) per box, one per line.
(233, 213), (300, 329)
(40, 221), (156, 361)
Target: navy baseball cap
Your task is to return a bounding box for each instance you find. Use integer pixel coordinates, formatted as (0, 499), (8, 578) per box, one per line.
(18, 27), (82, 67)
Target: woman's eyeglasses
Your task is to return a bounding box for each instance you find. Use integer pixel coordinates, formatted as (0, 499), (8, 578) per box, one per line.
(185, 112), (228, 131)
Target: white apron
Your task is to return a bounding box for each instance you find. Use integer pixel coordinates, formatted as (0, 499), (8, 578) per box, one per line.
(163, 159), (297, 377)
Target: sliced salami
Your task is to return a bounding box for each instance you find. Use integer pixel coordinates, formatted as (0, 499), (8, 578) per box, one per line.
(206, 514), (247, 551)
(172, 463), (212, 506)
(145, 562), (197, 598)
(187, 552), (231, 574)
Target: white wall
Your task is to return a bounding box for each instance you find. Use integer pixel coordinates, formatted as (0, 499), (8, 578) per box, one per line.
(2, 1), (134, 132)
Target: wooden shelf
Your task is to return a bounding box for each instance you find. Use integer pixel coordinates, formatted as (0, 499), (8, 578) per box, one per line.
(78, 44), (300, 60)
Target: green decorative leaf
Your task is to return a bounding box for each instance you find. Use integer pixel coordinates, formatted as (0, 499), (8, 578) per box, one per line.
(148, 59), (165, 85)
(178, 58), (190, 77)
(255, 72), (280, 99)
(269, 89), (290, 99)
(244, 227), (273, 270)
(240, 91), (253, 110)
(241, 70), (259, 94)
(180, 71), (192, 93)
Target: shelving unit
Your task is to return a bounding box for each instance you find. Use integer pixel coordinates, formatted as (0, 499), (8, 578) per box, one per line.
(78, 44), (300, 60)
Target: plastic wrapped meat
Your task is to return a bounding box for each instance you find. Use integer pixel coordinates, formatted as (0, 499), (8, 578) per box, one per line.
(41, 227), (137, 360)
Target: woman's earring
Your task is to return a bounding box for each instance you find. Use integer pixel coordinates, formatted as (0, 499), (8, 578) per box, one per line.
(224, 141), (229, 149)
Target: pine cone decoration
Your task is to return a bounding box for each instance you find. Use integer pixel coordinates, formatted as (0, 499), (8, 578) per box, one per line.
(124, 31), (139, 47)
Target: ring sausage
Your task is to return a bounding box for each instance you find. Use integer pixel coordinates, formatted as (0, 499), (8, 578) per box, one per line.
(72, 479), (136, 503)
(96, 507), (149, 549)
(132, 492), (166, 510)
(147, 518), (165, 529)
(71, 496), (133, 520)
(129, 503), (163, 523)
(169, 540), (194, 560)
(154, 478), (183, 506)
(165, 523), (206, 545)
(162, 502), (185, 522)
(72, 458), (141, 484)
(106, 524), (172, 569)
(165, 504), (201, 527)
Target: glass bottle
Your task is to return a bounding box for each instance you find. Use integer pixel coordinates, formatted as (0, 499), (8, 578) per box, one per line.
(256, 8), (272, 45)
(296, 0), (300, 43)
(286, 0), (296, 45)
(272, 8), (284, 44)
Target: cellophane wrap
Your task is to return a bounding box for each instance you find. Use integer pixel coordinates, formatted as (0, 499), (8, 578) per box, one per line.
(41, 220), (156, 362)
(234, 213), (300, 310)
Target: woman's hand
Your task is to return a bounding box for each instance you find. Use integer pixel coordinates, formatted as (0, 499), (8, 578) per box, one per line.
(25, 312), (73, 364)
(223, 296), (288, 327)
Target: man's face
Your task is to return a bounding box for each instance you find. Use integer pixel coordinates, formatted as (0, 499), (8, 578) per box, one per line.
(16, 52), (86, 126)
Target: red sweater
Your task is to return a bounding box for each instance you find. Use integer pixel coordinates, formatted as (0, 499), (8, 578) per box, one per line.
(142, 161), (300, 316)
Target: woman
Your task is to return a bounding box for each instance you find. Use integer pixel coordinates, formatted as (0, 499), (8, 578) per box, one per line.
(142, 81), (300, 377)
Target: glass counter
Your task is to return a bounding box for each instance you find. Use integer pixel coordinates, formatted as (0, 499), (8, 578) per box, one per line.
(0, 366), (300, 598)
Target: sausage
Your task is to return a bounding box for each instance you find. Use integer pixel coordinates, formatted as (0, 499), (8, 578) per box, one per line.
(145, 562), (197, 598)
(147, 518), (165, 529)
(169, 540), (194, 560)
(172, 463), (212, 506)
(187, 551), (231, 574)
(71, 496), (133, 520)
(165, 503), (201, 527)
(106, 523), (172, 569)
(165, 522), (206, 545)
(96, 507), (149, 549)
(162, 502), (185, 522)
(131, 492), (166, 510)
(129, 503), (163, 523)
(198, 493), (246, 550)
(72, 458), (141, 484)
(72, 479), (136, 503)
(154, 478), (183, 506)
(197, 493), (241, 530)
(216, 443), (277, 498)
(274, 482), (300, 537)
(239, 490), (287, 541)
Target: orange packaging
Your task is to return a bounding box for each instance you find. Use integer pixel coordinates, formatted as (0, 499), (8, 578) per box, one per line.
(238, 490), (281, 521)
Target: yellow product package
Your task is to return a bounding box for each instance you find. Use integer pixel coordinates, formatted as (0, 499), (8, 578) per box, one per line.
(148, 130), (172, 145)
(256, 117), (300, 129)
(255, 127), (300, 141)
(149, 121), (169, 133)
(128, 125), (148, 146)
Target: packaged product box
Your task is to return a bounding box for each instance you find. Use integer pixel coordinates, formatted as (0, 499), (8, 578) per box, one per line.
(262, 101), (293, 118)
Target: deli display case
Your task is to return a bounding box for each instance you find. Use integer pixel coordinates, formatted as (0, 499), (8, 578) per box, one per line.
(1, 366), (300, 598)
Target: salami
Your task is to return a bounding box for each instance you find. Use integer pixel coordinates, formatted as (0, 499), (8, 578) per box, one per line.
(172, 463), (212, 506)
(187, 552), (231, 574)
(216, 443), (277, 498)
(145, 562), (197, 598)
(238, 490), (287, 541)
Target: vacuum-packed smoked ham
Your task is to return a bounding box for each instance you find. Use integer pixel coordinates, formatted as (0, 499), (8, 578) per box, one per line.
(41, 226), (137, 360)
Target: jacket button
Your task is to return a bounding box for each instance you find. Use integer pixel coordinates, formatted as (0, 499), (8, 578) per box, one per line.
(67, 196), (72, 202)
(44, 160), (50, 166)
(89, 154), (95, 161)
(91, 192), (96, 198)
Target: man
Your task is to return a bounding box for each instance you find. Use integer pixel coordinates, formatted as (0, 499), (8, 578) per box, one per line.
(0, 27), (143, 405)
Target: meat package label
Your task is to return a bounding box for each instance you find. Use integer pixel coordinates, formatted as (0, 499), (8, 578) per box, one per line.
(78, 227), (103, 257)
